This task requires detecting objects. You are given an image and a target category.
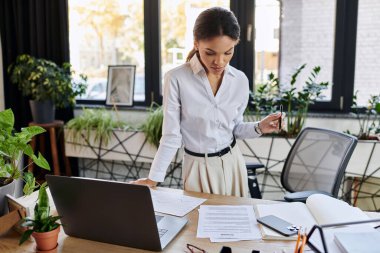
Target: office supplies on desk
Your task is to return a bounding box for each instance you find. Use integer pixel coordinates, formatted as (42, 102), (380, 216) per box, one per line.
(256, 194), (370, 240)
(334, 231), (380, 253)
(197, 205), (261, 242)
(46, 175), (188, 251)
(150, 189), (206, 217)
(294, 227), (307, 253)
(257, 215), (298, 237)
(306, 218), (380, 253)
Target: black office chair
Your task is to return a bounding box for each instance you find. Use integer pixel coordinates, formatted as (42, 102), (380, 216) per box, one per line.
(247, 127), (358, 202)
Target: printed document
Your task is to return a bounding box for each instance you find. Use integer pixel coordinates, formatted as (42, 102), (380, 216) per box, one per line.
(197, 205), (261, 242)
(150, 189), (206, 217)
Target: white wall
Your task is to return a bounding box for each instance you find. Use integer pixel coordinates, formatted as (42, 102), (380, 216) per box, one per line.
(0, 34), (4, 111)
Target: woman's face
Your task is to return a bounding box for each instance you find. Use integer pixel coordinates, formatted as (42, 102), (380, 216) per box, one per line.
(195, 35), (238, 75)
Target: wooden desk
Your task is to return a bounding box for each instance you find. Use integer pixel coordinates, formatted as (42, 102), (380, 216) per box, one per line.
(0, 188), (297, 253)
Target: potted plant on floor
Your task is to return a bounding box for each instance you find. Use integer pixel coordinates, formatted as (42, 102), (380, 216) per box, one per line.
(0, 108), (50, 216)
(7, 54), (88, 123)
(19, 182), (61, 251)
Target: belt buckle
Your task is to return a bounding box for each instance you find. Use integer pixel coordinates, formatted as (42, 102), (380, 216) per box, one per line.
(218, 150), (223, 157)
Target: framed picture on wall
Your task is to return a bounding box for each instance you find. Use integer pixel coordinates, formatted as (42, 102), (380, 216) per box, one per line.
(106, 65), (136, 106)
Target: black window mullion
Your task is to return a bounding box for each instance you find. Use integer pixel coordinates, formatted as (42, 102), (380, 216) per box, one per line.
(144, 0), (161, 106)
(230, 0), (255, 89)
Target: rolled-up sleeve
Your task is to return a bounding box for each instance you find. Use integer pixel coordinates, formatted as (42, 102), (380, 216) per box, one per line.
(148, 72), (182, 182)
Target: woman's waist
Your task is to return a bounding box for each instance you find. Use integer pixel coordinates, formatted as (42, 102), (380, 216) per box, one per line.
(182, 135), (235, 153)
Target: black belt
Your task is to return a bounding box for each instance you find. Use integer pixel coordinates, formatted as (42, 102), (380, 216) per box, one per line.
(184, 138), (236, 157)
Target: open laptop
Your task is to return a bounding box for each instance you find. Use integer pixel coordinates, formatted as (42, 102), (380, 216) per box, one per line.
(46, 175), (188, 251)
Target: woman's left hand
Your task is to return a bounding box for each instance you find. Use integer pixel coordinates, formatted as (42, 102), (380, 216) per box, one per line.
(259, 112), (285, 134)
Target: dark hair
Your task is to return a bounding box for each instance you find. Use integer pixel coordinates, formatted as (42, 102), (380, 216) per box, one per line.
(186, 7), (240, 62)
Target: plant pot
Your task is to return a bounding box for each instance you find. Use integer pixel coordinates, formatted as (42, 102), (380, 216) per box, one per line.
(29, 100), (55, 124)
(32, 226), (60, 251)
(0, 179), (15, 216)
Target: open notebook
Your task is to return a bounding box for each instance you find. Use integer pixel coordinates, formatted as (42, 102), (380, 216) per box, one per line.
(255, 194), (370, 240)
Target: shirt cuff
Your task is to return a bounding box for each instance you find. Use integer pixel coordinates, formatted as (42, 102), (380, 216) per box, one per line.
(148, 170), (166, 183)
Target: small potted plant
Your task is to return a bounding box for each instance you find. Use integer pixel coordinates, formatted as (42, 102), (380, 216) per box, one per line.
(7, 54), (88, 123)
(0, 108), (50, 216)
(246, 64), (329, 137)
(348, 91), (380, 140)
(19, 182), (61, 251)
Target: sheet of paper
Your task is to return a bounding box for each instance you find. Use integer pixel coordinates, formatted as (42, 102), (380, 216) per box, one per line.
(196, 205), (261, 242)
(150, 189), (206, 217)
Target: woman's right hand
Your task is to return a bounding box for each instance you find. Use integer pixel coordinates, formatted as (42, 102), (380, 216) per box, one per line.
(129, 178), (158, 187)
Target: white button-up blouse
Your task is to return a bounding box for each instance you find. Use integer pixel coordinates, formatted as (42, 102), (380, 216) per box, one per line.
(148, 55), (260, 182)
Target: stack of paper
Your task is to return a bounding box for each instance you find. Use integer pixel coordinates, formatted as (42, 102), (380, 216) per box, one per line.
(150, 189), (207, 217)
(196, 205), (262, 242)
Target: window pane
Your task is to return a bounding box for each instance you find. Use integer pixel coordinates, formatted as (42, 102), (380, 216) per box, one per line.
(160, 0), (230, 95)
(354, 0), (380, 106)
(280, 0), (336, 101)
(69, 0), (145, 102)
(255, 0), (280, 84)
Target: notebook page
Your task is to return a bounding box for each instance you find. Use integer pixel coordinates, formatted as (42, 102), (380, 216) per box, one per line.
(306, 194), (369, 225)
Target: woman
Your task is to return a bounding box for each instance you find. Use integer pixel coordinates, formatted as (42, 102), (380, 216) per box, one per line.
(132, 7), (282, 197)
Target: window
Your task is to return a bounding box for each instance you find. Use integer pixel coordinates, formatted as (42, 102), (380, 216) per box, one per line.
(69, 0), (145, 103)
(160, 0), (230, 95)
(279, 0), (336, 102)
(254, 0), (280, 84)
(354, 0), (380, 106)
(68, 0), (367, 112)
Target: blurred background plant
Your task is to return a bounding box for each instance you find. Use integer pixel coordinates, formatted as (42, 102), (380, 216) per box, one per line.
(65, 107), (131, 147)
(246, 64), (329, 137)
(8, 54), (87, 108)
(346, 91), (380, 140)
(140, 103), (163, 148)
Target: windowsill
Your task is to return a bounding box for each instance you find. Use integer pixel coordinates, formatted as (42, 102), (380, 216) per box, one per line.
(74, 103), (148, 112)
(307, 112), (357, 119)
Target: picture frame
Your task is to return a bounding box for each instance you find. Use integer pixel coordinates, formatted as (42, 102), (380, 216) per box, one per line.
(106, 65), (136, 106)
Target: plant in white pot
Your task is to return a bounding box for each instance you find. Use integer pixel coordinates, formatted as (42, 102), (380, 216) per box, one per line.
(19, 182), (61, 251)
(0, 108), (50, 216)
(7, 54), (87, 123)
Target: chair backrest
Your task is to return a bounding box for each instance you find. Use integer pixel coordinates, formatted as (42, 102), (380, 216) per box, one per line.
(281, 127), (357, 197)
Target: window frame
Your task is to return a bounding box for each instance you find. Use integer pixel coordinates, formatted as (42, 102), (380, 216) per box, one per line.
(74, 0), (360, 113)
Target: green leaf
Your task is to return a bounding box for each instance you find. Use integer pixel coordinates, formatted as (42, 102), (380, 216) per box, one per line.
(0, 109), (14, 133)
(19, 229), (34, 245)
(32, 152), (50, 170)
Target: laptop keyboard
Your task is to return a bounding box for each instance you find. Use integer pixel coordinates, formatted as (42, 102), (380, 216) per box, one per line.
(158, 228), (168, 238)
(155, 215), (168, 238)
(155, 215), (164, 223)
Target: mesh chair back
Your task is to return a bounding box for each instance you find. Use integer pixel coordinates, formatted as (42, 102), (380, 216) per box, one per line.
(281, 127), (357, 197)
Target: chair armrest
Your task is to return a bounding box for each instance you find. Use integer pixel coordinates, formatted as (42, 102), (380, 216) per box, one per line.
(246, 162), (265, 175)
(284, 190), (332, 203)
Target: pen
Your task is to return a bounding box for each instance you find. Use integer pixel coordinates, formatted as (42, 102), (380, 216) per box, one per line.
(279, 104), (283, 131)
(294, 229), (301, 253)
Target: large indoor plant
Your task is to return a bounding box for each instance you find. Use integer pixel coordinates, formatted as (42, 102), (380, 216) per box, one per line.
(0, 108), (50, 216)
(7, 54), (87, 123)
(19, 182), (61, 251)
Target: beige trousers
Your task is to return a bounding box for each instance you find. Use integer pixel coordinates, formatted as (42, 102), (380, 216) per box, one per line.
(182, 145), (249, 197)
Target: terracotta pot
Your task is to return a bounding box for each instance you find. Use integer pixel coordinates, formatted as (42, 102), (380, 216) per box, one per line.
(32, 226), (60, 251)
